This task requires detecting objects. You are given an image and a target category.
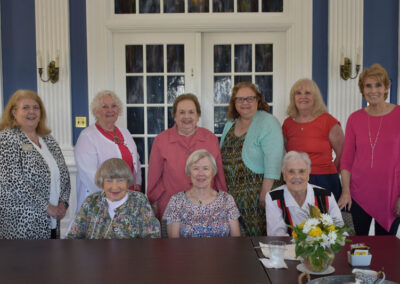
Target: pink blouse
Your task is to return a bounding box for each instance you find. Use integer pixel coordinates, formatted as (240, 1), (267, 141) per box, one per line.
(147, 124), (227, 219)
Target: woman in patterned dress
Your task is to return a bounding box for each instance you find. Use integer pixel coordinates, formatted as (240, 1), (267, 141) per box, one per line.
(0, 90), (71, 239)
(67, 158), (160, 239)
(163, 149), (240, 238)
(220, 82), (284, 236)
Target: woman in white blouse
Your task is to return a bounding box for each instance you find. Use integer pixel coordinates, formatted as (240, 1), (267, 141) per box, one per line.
(74, 90), (141, 213)
(265, 151), (343, 236)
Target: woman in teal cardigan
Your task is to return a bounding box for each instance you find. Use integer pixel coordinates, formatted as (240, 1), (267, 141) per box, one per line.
(220, 82), (284, 236)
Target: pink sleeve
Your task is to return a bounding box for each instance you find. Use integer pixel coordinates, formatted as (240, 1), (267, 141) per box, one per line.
(214, 140), (227, 192)
(147, 136), (164, 204)
(340, 115), (356, 171)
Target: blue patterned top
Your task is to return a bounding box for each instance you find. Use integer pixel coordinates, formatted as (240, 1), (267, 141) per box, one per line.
(163, 191), (240, 238)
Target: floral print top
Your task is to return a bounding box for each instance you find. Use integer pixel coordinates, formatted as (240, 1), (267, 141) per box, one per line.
(163, 191), (240, 238)
(67, 191), (160, 239)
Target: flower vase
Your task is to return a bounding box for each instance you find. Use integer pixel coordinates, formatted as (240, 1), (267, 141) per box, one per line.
(302, 248), (335, 272)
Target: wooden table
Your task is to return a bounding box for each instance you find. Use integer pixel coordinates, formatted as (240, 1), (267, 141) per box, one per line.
(0, 237), (270, 284)
(252, 235), (400, 283)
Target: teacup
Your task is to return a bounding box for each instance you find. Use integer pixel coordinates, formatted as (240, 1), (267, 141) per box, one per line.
(352, 268), (385, 284)
(268, 241), (286, 265)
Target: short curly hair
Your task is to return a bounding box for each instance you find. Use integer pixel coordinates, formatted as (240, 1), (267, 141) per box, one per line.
(90, 90), (123, 120)
(185, 149), (217, 177)
(358, 64), (391, 100)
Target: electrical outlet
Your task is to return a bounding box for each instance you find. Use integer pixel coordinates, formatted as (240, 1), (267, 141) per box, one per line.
(75, 116), (87, 128)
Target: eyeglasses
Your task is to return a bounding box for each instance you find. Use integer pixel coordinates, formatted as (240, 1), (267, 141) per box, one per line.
(235, 96), (257, 103)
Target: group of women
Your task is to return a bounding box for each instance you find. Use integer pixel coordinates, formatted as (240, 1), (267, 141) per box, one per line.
(0, 63), (399, 240)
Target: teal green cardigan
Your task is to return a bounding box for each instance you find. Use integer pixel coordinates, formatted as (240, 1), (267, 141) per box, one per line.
(220, 110), (284, 180)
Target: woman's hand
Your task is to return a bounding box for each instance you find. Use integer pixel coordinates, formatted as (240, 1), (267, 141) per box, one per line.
(135, 184), (142, 192)
(395, 197), (400, 217)
(338, 169), (352, 210)
(46, 204), (63, 220)
(338, 189), (352, 211)
(151, 201), (159, 219)
(259, 178), (274, 208)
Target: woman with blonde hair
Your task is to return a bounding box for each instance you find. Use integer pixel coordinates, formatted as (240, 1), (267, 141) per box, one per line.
(0, 90), (71, 239)
(282, 78), (344, 201)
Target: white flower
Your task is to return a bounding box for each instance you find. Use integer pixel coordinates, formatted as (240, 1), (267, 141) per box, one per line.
(302, 218), (320, 234)
(328, 231), (337, 244)
(320, 234), (331, 248)
(320, 213), (333, 226)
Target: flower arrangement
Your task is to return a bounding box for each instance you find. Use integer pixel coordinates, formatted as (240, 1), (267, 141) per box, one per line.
(289, 205), (350, 272)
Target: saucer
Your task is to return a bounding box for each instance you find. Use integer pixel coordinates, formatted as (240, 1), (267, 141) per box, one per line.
(296, 263), (335, 275)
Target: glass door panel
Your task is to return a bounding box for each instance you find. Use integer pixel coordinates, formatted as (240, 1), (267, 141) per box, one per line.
(202, 32), (286, 136)
(114, 33), (196, 191)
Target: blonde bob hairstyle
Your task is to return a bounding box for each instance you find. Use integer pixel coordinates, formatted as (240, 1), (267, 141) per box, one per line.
(90, 90), (123, 121)
(95, 158), (133, 188)
(286, 78), (327, 118)
(0, 89), (51, 136)
(281, 151), (311, 174)
(358, 63), (391, 100)
(185, 149), (217, 177)
(226, 82), (270, 120)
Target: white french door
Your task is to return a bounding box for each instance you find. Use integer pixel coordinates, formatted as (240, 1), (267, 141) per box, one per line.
(114, 32), (286, 190)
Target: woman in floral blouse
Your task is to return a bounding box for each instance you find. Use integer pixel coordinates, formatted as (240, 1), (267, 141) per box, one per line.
(67, 158), (160, 239)
(163, 149), (241, 238)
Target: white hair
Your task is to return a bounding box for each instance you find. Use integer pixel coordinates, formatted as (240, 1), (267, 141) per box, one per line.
(90, 90), (123, 120)
(281, 151), (311, 173)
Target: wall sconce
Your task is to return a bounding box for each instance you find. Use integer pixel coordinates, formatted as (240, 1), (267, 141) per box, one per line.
(340, 52), (361, 80)
(37, 52), (59, 83)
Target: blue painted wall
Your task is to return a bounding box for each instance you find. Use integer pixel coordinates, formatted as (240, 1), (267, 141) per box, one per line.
(363, 0), (398, 105)
(312, 0), (329, 104)
(1, 0), (37, 104)
(69, 0), (89, 144)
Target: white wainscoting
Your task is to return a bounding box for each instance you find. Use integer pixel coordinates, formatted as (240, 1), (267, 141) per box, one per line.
(328, 0), (364, 129)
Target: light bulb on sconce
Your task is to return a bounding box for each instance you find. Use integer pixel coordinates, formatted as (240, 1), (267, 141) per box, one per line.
(340, 51), (361, 80)
(37, 51), (59, 83)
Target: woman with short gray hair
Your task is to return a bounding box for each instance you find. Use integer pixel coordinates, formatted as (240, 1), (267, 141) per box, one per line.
(67, 158), (160, 239)
(266, 151), (343, 236)
(74, 90), (142, 213)
(163, 149), (240, 238)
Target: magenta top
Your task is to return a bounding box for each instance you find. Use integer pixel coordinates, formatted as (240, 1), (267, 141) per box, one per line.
(341, 105), (400, 231)
(147, 124), (227, 219)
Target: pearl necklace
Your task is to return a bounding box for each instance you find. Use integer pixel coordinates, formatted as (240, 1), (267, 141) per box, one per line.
(367, 116), (383, 168)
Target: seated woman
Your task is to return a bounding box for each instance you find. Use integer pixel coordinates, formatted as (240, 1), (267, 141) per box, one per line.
(163, 149), (241, 238)
(67, 158), (160, 239)
(265, 151), (343, 236)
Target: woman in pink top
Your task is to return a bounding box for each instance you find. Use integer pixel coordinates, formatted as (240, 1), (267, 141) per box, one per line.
(341, 64), (400, 235)
(283, 78), (344, 201)
(147, 94), (227, 220)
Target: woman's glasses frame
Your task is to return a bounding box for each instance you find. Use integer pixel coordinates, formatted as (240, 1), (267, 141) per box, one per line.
(235, 96), (257, 103)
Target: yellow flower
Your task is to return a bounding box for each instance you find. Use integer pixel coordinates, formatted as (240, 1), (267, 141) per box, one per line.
(299, 222), (306, 229)
(327, 225), (337, 232)
(309, 227), (322, 237)
(292, 231), (298, 240)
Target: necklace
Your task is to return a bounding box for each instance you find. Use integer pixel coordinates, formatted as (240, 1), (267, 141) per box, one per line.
(367, 116), (383, 168)
(96, 124), (121, 144)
